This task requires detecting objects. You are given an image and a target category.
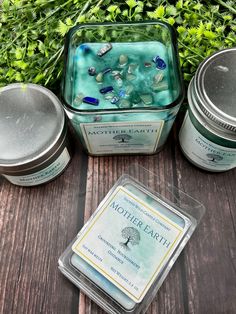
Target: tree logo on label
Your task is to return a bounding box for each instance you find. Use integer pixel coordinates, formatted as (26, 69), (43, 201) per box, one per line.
(206, 153), (223, 162)
(113, 134), (132, 143)
(120, 226), (140, 250)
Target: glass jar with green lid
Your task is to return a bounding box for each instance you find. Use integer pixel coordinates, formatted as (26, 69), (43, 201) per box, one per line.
(179, 48), (236, 172)
(61, 21), (184, 156)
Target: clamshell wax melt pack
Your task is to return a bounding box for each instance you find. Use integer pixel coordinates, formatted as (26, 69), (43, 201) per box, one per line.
(59, 166), (205, 314)
(61, 21), (184, 156)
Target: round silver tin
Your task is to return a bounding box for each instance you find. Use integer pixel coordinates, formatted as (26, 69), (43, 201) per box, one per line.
(179, 48), (236, 172)
(193, 47), (236, 132)
(0, 83), (72, 186)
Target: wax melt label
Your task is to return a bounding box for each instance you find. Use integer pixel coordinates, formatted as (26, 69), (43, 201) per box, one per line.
(80, 121), (164, 155)
(4, 148), (70, 186)
(179, 113), (236, 171)
(72, 186), (184, 303)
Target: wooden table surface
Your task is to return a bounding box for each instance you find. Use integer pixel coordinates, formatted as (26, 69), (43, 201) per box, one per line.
(1, 117), (236, 314)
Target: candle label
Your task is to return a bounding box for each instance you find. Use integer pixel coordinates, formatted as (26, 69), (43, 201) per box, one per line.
(4, 147), (70, 186)
(72, 186), (185, 303)
(80, 121), (164, 155)
(179, 113), (236, 171)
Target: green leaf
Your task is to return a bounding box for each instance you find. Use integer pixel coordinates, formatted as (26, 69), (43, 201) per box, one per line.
(134, 14), (142, 21)
(210, 5), (220, 13)
(125, 0), (137, 9)
(154, 5), (165, 18)
(222, 14), (232, 21)
(122, 9), (128, 17)
(91, 7), (100, 14)
(13, 60), (28, 70)
(2, 0), (10, 10)
(65, 18), (73, 26)
(204, 30), (217, 39)
(15, 72), (23, 81)
(177, 26), (187, 34)
(176, 0), (183, 9)
(107, 5), (118, 13)
(193, 3), (203, 10)
(15, 48), (24, 60)
(166, 5), (177, 16)
(134, 6), (143, 14)
(56, 20), (69, 37)
(197, 21), (205, 38)
(38, 40), (45, 53)
(6, 68), (15, 78)
(168, 17), (175, 25)
(33, 73), (45, 83)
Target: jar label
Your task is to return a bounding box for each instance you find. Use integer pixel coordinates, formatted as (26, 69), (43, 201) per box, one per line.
(72, 186), (187, 303)
(179, 113), (236, 171)
(4, 147), (71, 186)
(80, 121), (164, 155)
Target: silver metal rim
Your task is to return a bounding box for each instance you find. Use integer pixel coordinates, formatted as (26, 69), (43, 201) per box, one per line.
(187, 78), (236, 142)
(0, 83), (66, 171)
(194, 48), (236, 132)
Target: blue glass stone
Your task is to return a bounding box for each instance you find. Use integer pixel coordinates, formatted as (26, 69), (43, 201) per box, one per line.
(83, 97), (99, 106)
(80, 44), (91, 53)
(102, 67), (112, 75)
(152, 56), (166, 70)
(88, 67), (96, 76)
(110, 96), (119, 104)
(118, 89), (126, 98)
(99, 86), (114, 94)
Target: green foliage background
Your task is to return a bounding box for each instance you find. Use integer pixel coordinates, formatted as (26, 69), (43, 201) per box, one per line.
(0, 0), (235, 89)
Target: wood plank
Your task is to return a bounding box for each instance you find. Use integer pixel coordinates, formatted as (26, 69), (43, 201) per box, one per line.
(173, 116), (236, 314)
(78, 131), (188, 314)
(78, 124), (236, 314)
(0, 148), (88, 314)
(0, 121), (235, 314)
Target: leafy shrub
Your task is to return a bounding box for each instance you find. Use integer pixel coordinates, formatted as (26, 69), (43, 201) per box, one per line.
(0, 0), (235, 88)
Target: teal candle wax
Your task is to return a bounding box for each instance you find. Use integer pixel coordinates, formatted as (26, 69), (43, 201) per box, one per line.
(62, 22), (184, 155)
(72, 42), (173, 110)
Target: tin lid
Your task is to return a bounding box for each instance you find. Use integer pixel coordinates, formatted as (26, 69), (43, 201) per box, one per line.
(194, 48), (236, 132)
(0, 83), (65, 172)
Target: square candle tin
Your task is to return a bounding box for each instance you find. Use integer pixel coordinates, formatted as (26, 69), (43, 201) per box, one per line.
(61, 21), (184, 156)
(59, 168), (205, 314)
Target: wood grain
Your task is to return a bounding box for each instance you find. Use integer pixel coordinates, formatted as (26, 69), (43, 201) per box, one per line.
(78, 126), (236, 314)
(0, 123), (236, 314)
(0, 147), (88, 314)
